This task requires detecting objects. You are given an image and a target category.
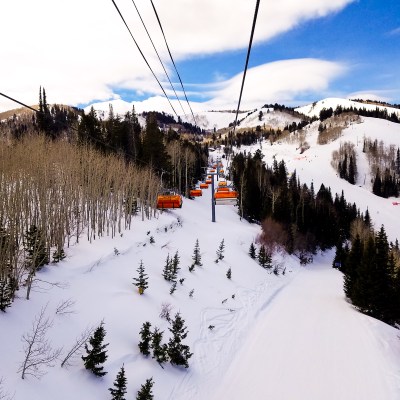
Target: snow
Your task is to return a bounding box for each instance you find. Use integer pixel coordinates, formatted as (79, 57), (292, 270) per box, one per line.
(295, 97), (400, 119)
(1, 110), (400, 399)
(86, 98), (301, 131)
(214, 254), (400, 400)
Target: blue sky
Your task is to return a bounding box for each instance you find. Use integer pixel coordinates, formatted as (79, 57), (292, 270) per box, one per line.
(1, 0), (399, 113)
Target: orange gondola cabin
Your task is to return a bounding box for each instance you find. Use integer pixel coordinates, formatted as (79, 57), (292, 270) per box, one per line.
(214, 189), (238, 205)
(156, 192), (183, 209)
(190, 189), (202, 197)
(200, 183), (208, 189)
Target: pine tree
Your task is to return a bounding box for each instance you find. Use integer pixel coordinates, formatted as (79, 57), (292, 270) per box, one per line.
(138, 322), (152, 356)
(258, 245), (272, 269)
(171, 251), (180, 281)
(0, 278), (12, 312)
(192, 239), (202, 266)
(249, 243), (256, 259)
(109, 365), (127, 400)
(344, 235), (362, 300)
(215, 239), (225, 263)
(151, 328), (168, 366)
(167, 313), (192, 368)
(82, 323), (109, 376)
(226, 268), (232, 279)
(162, 254), (173, 281)
(136, 378), (154, 400)
(24, 225), (49, 271)
(133, 260), (149, 294)
(348, 155), (356, 184)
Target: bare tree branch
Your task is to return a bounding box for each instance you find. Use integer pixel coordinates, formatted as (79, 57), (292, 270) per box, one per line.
(18, 305), (62, 379)
(55, 298), (76, 316)
(60, 324), (97, 368)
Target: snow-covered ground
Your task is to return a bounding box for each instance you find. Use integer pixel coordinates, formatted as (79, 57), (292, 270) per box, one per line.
(1, 111), (400, 399)
(295, 97), (400, 119)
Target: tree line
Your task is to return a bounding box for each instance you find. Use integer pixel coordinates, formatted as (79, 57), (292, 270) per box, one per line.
(230, 150), (359, 256)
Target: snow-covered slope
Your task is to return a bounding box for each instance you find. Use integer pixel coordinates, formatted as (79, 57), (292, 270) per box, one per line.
(86, 98), (302, 131)
(1, 118), (400, 399)
(296, 97), (400, 118)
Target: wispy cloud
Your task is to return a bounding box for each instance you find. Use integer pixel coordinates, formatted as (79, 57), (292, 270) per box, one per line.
(388, 27), (400, 36)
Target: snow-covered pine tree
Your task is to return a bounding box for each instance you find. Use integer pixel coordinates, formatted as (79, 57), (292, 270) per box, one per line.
(0, 277), (12, 312)
(171, 251), (180, 281)
(167, 313), (192, 368)
(215, 239), (225, 263)
(162, 254), (173, 281)
(82, 322), (109, 376)
(136, 378), (154, 400)
(192, 239), (202, 266)
(151, 328), (168, 366)
(249, 243), (256, 259)
(138, 322), (152, 356)
(109, 365), (127, 400)
(226, 268), (232, 279)
(133, 260), (149, 294)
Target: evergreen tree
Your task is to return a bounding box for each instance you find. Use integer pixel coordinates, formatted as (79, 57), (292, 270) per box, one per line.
(372, 169), (382, 196)
(258, 245), (272, 269)
(343, 235), (362, 300)
(162, 254), (173, 281)
(226, 268), (232, 279)
(109, 365), (127, 400)
(215, 239), (225, 263)
(133, 260), (149, 294)
(0, 278), (12, 312)
(136, 378), (154, 400)
(171, 251), (180, 282)
(142, 112), (170, 173)
(82, 323), (109, 377)
(396, 148), (400, 175)
(151, 328), (168, 366)
(249, 243), (256, 259)
(138, 322), (152, 356)
(24, 225), (49, 271)
(192, 239), (202, 266)
(167, 313), (192, 368)
(348, 155), (356, 184)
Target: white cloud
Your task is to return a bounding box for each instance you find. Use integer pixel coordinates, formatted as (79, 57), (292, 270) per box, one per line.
(204, 59), (347, 109)
(88, 58), (347, 117)
(0, 0), (355, 111)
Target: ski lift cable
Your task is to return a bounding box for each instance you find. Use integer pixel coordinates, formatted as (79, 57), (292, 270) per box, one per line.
(110, 0), (180, 121)
(0, 92), (41, 114)
(130, 0), (187, 117)
(232, 0), (261, 135)
(149, 0), (198, 128)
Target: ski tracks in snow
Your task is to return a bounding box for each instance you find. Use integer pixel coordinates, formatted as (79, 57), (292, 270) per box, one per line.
(167, 271), (297, 400)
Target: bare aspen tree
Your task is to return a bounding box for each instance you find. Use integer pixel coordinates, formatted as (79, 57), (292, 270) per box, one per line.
(60, 325), (96, 368)
(18, 306), (62, 379)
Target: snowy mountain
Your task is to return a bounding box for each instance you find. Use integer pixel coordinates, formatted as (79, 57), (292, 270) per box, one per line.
(1, 102), (400, 399)
(295, 97), (400, 118)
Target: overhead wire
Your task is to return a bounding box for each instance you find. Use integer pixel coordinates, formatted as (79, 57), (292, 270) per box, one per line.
(110, 0), (180, 121)
(149, 0), (198, 128)
(232, 0), (261, 136)
(130, 0), (187, 118)
(0, 92), (40, 114)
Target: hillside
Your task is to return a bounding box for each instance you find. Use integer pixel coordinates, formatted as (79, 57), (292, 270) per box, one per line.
(295, 97), (400, 119)
(1, 98), (400, 399)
